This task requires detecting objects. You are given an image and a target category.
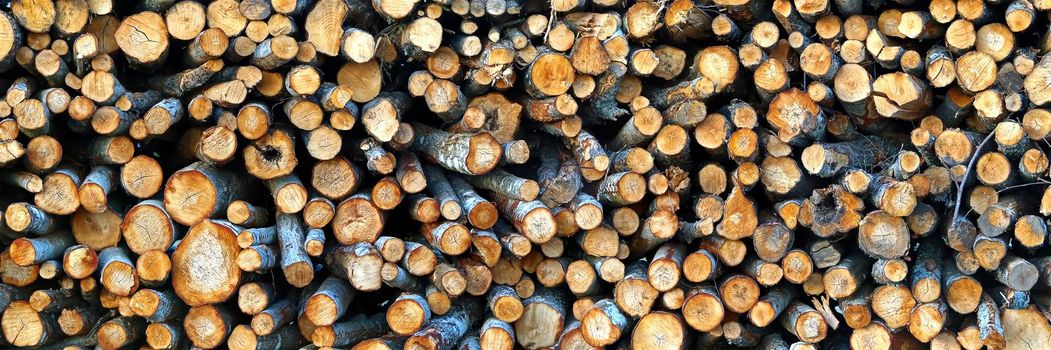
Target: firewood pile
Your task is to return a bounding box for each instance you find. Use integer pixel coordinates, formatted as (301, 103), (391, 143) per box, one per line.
(3, 0), (1051, 348)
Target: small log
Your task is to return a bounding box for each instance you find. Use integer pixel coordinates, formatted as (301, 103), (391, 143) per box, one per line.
(98, 246), (138, 297)
(858, 210), (910, 259)
(406, 297), (482, 350)
(749, 284), (797, 327)
(129, 288), (185, 323)
(682, 285), (724, 332)
(184, 304), (236, 349)
(411, 124), (502, 176)
(781, 302), (829, 343)
(515, 287), (565, 349)
(871, 283), (917, 329)
(823, 253), (869, 299)
(163, 161), (248, 226)
(912, 241), (944, 303)
(580, 298), (629, 347)
(9, 233), (70, 276)
(313, 313), (388, 348)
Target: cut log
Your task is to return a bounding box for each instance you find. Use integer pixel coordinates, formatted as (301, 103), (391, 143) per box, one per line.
(172, 220), (242, 306)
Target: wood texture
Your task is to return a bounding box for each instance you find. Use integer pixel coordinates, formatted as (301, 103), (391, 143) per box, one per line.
(0, 1), (1045, 349)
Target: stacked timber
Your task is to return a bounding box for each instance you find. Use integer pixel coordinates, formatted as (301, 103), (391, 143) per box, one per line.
(0, 0), (1050, 349)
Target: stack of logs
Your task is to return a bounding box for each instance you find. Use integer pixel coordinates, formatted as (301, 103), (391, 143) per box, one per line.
(3, 0), (1051, 348)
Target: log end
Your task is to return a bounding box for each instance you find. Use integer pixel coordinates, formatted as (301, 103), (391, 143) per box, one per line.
(465, 133), (504, 175)
(514, 300), (564, 349)
(306, 294), (341, 326)
(172, 220), (241, 306)
(387, 296), (429, 335)
(1, 301), (46, 347)
(163, 169), (219, 227)
(283, 261), (315, 288)
(7, 238), (37, 266)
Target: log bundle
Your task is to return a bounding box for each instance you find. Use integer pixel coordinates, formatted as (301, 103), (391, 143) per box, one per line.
(2, 0), (1051, 349)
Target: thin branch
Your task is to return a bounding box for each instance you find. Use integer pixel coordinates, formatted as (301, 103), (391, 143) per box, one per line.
(997, 179), (1051, 194)
(951, 131), (995, 223)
